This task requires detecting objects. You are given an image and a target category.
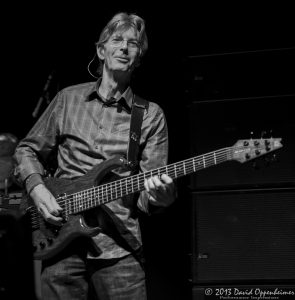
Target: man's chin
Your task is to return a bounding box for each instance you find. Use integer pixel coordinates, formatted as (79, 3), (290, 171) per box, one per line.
(112, 66), (133, 74)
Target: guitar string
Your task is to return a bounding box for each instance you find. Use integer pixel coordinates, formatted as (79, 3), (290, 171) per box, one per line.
(27, 154), (228, 228)
(28, 144), (262, 229)
(28, 147), (242, 228)
(29, 148), (231, 214)
(28, 142), (273, 229)
(28, 149), (228, 228)
(28, 148), (232, 228)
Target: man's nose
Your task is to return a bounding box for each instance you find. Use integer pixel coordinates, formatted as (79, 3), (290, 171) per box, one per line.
(120, 40), (128, 50)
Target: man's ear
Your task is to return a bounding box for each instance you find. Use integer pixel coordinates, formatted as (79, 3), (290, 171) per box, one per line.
(97, 46), (104, 60)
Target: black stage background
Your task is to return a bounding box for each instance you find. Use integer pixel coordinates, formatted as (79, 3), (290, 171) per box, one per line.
(1, 3), (294, 300)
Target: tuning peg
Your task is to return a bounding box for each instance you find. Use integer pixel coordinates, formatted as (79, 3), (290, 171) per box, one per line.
(254, 140), (260, 147)
(265, 139), (271, 151)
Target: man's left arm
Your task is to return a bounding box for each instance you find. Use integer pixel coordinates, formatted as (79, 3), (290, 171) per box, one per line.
(137, 103), (176, 214)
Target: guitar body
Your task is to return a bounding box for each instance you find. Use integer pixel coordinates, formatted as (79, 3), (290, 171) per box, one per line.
(21, 156), (127, 260)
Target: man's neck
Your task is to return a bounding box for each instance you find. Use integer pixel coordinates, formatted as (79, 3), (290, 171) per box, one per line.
(98, 71), (130, 100)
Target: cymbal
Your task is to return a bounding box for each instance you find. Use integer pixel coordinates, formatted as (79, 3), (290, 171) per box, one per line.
(0, 133), (18, 156)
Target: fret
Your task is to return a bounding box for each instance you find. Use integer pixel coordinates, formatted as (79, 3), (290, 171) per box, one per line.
(192, 158), (196, 172)
(74, 192), (82, 212)
(64, 198), (69, 219)
(76, 192), (80, 212)
(108, 183), (111, 201)
(73, 193), (77, 212)
(131, 177), (134, 193)
(106, 184), (109, 200)
(87, 190), (91, 209)
(95, 187), (99, 205)
(88, 190), (92, 208)
(68, 196), (73, 214)
(183, 162), (186, 175)
(80, 191), (84, 210)
(105, 184), (110, 201)
(80, 190), (84, 210)
(118, 180), (123, 197)
(115, 180), (118, 199)
(202, 155), (206, 168)
(102, 184), (107, 203)
(84, 190), (88, 209)
(106, 183), (110, 202)
(124, 178), (128, 195)
(89, 191), (93, 209)
(126, 177), (130, 195)
(213, 152), (217, 165)
(111, 182), (116, 200)
(124, 178), (128, 196)
(165, 165), (169, 176)
(127, 177), (133, 194)
(146, 171), (152, 180)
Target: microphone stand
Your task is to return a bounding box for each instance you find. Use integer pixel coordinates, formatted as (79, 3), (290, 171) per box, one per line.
(32, 70), (55, 118)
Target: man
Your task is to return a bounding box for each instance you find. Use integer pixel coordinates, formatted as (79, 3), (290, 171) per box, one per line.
(14, 12), (175, 299)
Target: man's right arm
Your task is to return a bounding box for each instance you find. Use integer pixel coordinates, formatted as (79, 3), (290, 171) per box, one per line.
(14, 91), (65, 224)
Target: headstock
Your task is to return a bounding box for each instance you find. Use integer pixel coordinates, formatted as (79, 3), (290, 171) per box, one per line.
(232, 137), (283, 163)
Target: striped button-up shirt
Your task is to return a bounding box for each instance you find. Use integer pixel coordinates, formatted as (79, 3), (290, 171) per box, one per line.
(14, 80), (169, 259)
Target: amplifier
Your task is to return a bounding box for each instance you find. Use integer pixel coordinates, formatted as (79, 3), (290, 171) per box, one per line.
(188, 95), (295, 189)
(190, 188), (295, 284)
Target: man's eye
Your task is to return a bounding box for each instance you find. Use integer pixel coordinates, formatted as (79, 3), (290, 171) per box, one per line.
(112, 38), (122, 43)
(129, 41), (139, 47)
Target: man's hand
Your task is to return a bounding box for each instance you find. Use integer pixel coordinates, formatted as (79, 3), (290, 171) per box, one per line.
(144, 174), (175, 207)
(30, 184), (63, 225)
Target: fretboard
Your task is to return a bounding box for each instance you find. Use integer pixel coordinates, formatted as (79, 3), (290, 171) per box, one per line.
(65, 147), (232, 214)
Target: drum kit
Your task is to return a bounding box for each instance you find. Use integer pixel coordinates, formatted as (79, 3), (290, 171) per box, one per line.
(0, 133), (22, 210)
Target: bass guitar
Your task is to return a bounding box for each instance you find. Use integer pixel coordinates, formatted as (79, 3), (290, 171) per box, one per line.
(21, 137), (283, 260)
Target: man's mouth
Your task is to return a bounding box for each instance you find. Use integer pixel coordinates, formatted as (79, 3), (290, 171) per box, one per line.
(116, 57), (129, 63)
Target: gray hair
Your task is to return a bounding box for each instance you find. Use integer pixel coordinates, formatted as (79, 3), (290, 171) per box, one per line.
(95, 12), (148, 75)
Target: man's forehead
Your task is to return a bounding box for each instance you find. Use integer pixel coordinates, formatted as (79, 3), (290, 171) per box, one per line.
(112, 26), (138, 37)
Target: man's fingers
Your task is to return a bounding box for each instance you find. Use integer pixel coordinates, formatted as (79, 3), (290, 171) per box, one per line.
(160, 174), (173, 184)
(145, 175), (172, 190)
(31, 185), (63, 225)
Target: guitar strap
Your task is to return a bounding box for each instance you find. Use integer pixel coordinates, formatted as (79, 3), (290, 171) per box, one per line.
(127, 94), (148, 172)
(100, 94), (148, 267)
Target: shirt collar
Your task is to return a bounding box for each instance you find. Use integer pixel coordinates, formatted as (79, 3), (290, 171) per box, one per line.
(86, 78), (134, 110)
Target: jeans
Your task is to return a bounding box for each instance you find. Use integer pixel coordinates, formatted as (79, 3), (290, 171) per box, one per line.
(41, 241), (146, 300)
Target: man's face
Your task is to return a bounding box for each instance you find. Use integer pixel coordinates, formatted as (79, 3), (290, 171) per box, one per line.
(98, 27), (140, 76)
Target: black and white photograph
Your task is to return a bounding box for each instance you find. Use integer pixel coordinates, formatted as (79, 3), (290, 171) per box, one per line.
(1, 3), (294, 300)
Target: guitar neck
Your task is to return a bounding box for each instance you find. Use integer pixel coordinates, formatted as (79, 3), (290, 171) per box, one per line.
(68, 147), (232, 213)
